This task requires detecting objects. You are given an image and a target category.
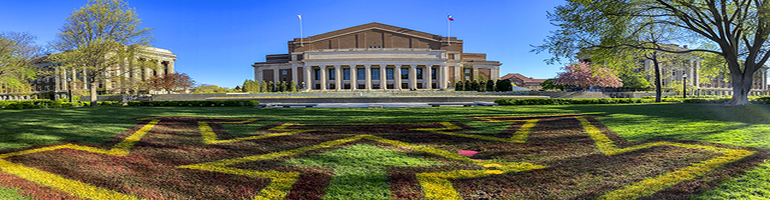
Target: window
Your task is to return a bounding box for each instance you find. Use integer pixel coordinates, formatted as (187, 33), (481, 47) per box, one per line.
(282, 70), (287, 75)
(314, 69), (320, 80)
(372, 68), (380, 80)
(386, 68), (394, 80)
(465, 69), (471, 74)
(343, 68), (351, 80)
(416, 68), (423, 79)
(401, 68), (409, 79)
(329, 68), (335, 80)
(431, 68), (436, 79)
(465, 76), (470, 80)
(357, 68), (365, 80)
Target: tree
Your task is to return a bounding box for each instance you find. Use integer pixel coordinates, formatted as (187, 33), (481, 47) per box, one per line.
(289, 80), (297, 92)
(540, 79), (566, 91)
(49, 0), (153, 106)
(267, 81), (274, 92)
(0, 32), (41, 92)
(498, 79), (513, 91)
(486, 80), (495, 92)
(455, 81), (464, 91)
(241, 79), (252, 92)
(260, 80), (267, 93)
(554, 62), (623, 90)
(145, 73), (194, 93)
(535, 0), (770, 105)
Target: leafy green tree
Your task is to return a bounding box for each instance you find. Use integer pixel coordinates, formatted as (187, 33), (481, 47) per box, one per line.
(534, 0), (770, 105)
(0, 32), (41, 92)
(454, 81), (464, 91)
(260, 80), (267, 93)
(49, 0), (153, 106)
(289, 80), (297, 92)
(540, 79), (566, 91)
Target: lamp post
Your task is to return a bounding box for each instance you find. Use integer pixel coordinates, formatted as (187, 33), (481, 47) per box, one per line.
(682, 73), (687, 99)
(67, 77), (73, 103)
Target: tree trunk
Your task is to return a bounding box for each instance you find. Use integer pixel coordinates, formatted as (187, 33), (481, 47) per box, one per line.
(726, 73), (753, 105)
(89, 81), (98, 107)
(651, 53), (662, 103)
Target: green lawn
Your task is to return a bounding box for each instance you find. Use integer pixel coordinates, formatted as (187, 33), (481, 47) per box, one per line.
(0, 103), (768, 199)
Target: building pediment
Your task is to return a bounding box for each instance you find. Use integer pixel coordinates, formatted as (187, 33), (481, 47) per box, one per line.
(289, 22), (462, 53)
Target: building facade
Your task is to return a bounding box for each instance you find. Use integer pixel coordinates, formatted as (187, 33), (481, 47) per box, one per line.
(252, 22), (501, 91)
(640, 51), (767, 96)
(0, 46), (177, 100)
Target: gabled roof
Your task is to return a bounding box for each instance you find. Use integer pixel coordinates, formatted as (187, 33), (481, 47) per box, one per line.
(501, 73), (546, 83)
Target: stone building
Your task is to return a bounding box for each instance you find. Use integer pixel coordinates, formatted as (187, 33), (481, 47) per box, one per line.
(501, 73), (546, 90)
(640, 50), (767, 96)
(252, 22), (501, 91)
(0, 46), (177, 100)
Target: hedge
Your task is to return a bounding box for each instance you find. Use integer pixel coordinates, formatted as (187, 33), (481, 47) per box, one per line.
(494, 97), (770, 105)
(125, 100), (259, 107)
(0, 100), (91, 109)
(0, 100), (258, 110)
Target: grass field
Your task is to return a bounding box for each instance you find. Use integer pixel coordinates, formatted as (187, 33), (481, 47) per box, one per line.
(0, 103), (768, 199)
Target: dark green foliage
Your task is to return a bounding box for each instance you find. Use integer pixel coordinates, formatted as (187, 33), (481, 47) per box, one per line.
(455, 81), (464, 91)
(497, 79), (513, 91)
(540, 79), (566, 91)
(486, 80), (495, 91)
(267, 81), (275, 92)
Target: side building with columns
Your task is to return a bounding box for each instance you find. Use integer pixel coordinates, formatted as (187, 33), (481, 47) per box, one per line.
(252, 22), (501, 91)
(0, 46), (177, 100)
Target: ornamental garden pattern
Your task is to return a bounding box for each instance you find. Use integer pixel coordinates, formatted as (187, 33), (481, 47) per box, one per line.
(0, 114), (766, 199)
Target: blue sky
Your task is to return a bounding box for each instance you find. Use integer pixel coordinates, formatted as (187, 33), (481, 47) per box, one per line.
(0, 0), (566, 88)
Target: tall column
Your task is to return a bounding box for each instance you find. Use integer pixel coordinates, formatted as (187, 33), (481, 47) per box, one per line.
(472, 66), (480, 81)
(426, 65), (433, 90)
(55, 67), (61, 91)
(350, 65), (357, 90)
(319, 66), (327, 90)
(454, 64), (462, 83)
(365, 64), (372, 90)
(291, 65), (298, 84)
(440, 64), (448, 89)
(62, 68), (68, 92)
(256, 68), (264, 84)
(335, 65), (342, 91)
(380, 65), (386, 90)
(409, 65), (417, 90)
(395, 65), (402, 90)
(168, 60), (175, 74)
(304, 65), (312, 91)
(273, 66), (280, 84)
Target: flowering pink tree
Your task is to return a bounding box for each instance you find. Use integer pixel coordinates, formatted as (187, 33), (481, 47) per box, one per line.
(553, 62), (622, 90)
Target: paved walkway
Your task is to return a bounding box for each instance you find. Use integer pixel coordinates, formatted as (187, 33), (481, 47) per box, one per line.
(314, 103), (432, 108)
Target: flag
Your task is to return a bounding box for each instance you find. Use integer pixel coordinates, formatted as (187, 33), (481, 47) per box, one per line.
(447, 14), (454, 21)
(297, 14), (301, 20)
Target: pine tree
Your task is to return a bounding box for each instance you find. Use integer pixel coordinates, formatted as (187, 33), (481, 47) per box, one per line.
(267, 81), (274, 92)
(250, 80), (259, 92)
(486, 80), (495, 92)
(260, 80), (267, 93)
(289, 80), (297, 92)
(454, 81), (464, 91)
(242, 79), (251, 92)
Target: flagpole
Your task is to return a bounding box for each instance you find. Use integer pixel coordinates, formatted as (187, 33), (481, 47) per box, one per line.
(297, 14), (303, 47)
(447, 13), (450, 46)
